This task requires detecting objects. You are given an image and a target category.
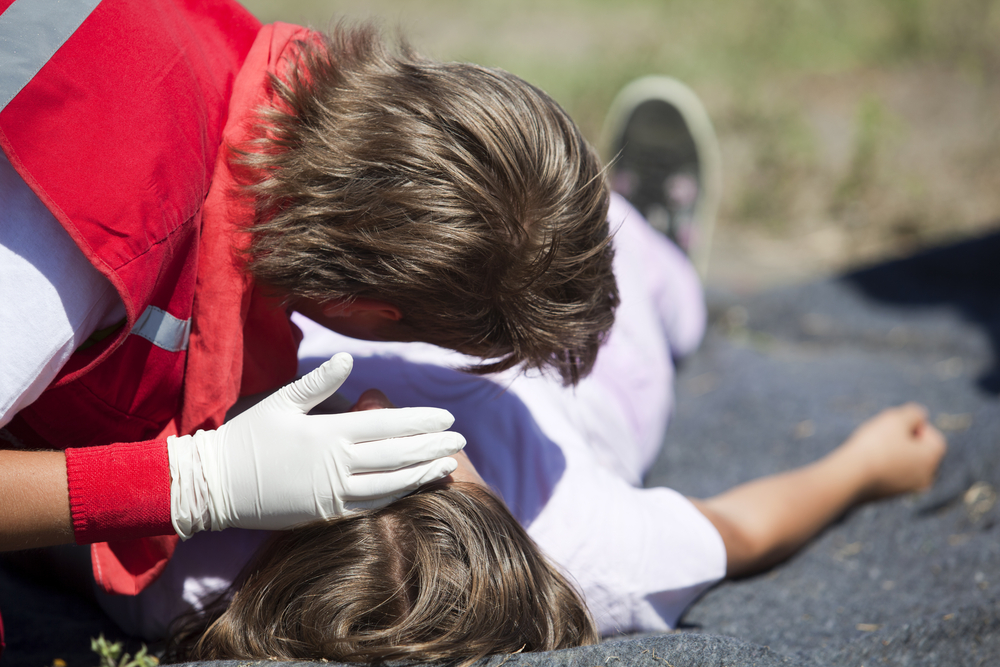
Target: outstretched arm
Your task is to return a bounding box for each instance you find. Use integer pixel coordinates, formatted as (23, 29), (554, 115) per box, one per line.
(690, 403), (947, 578)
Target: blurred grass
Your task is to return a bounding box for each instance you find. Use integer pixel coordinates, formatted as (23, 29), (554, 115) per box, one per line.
(243, 0), (1000, 284)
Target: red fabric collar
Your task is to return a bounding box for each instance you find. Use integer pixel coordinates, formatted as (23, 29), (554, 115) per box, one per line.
(177, 21), (310, 437)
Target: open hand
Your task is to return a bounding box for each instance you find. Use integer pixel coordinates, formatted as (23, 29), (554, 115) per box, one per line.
(168, 353), (466, 538)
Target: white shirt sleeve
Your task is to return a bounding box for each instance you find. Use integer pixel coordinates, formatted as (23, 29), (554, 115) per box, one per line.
(511, 378), (726, 634)
(0, 151), (125, 428)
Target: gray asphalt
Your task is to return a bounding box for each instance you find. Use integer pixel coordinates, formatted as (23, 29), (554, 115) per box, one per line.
(648, 229), (1000, 666)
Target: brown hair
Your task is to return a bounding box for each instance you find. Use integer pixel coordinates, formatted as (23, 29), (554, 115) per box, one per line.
(240, 24), (617, 384)
(165, 483), (598, 665)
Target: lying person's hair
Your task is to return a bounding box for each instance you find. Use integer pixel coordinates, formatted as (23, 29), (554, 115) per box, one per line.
(165, 483), (598, 665)
(241, 22), (618, 385)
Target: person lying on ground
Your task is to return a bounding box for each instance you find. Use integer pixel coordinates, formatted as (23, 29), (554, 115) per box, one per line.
(93, 195), (946, 641)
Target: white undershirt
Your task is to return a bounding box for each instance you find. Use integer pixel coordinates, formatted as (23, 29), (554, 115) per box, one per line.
(0, 150), (125, 428)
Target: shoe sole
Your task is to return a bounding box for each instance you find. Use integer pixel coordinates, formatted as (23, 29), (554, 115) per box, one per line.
(600, 76), (722, 278)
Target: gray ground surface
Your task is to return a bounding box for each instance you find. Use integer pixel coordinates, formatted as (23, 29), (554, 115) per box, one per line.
(647, 228), (1000, 666)
(2, 230), (998, 666)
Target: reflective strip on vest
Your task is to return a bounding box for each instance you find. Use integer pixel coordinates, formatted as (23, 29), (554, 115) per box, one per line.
(0, 0), (103, 110)
(131, 306), (191, 352)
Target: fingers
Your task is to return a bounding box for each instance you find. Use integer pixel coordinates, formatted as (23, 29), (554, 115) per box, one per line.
(891, 402), (929, 432)
(914, 425), (948, 491)
(275, 353), (354, 413)
(343, 457), (460, 502)
(917, 420), (948, 457)
(889, 403), (947, 451)
(319, 406), (456, 442)
(344, 431), (466, 473)
(892, 403), (948, 490)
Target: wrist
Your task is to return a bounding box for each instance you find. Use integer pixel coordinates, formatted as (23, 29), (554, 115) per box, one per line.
(65, 440), (174, 544)
(821, 441), (876, 505)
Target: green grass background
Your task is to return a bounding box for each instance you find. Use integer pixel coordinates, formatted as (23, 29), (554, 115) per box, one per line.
(243, 0), (1000, 285)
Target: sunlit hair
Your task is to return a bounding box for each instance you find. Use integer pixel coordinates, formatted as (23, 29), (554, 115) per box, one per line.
(165, 483), (598, 665)
(240, 23), (617, 385)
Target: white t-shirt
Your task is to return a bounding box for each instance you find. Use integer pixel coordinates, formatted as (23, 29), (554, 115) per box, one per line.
(94, 193), (726, 638)
(0, 151), (125, 429)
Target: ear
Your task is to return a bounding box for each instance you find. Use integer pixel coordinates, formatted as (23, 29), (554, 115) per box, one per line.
(322, 298), (402, 322)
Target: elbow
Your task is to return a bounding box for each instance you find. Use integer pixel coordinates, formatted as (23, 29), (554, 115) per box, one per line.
(723, 529), (781, 579)
(690, 498), (786, 579)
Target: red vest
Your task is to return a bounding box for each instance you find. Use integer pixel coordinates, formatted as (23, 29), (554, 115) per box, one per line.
(1, 0), (260, 448)
(1, 0), (306, 593)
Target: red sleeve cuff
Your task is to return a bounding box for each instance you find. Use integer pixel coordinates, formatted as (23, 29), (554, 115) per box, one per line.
(65, 439), (174, 544)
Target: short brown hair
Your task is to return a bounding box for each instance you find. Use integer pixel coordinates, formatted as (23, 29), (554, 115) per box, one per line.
(241, 24), (617, 384)
(165, 483), (598, 664)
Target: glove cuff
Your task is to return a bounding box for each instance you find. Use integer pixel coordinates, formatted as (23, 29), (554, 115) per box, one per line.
(167, 431), (216, 539)
(65, 440), (174, 544)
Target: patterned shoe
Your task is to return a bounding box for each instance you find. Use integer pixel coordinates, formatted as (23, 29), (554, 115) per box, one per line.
(601, 76), (721, 276)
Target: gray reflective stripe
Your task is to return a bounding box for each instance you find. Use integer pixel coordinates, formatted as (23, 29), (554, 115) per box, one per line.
(0, 0), (103, 110)
(131, 306), (191, 352)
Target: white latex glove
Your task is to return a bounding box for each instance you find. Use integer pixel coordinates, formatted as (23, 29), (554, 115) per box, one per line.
(167, 353), (464, 539)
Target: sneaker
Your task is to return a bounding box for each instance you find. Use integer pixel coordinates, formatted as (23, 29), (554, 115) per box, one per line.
(601, 76), (721, 277)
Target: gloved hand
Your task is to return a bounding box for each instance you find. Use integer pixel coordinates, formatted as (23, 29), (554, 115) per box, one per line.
(167, 353), (464, 539)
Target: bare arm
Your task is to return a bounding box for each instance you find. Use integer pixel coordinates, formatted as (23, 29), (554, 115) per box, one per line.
(0, 449), (73, 551)
(691, 403), (947, 578)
